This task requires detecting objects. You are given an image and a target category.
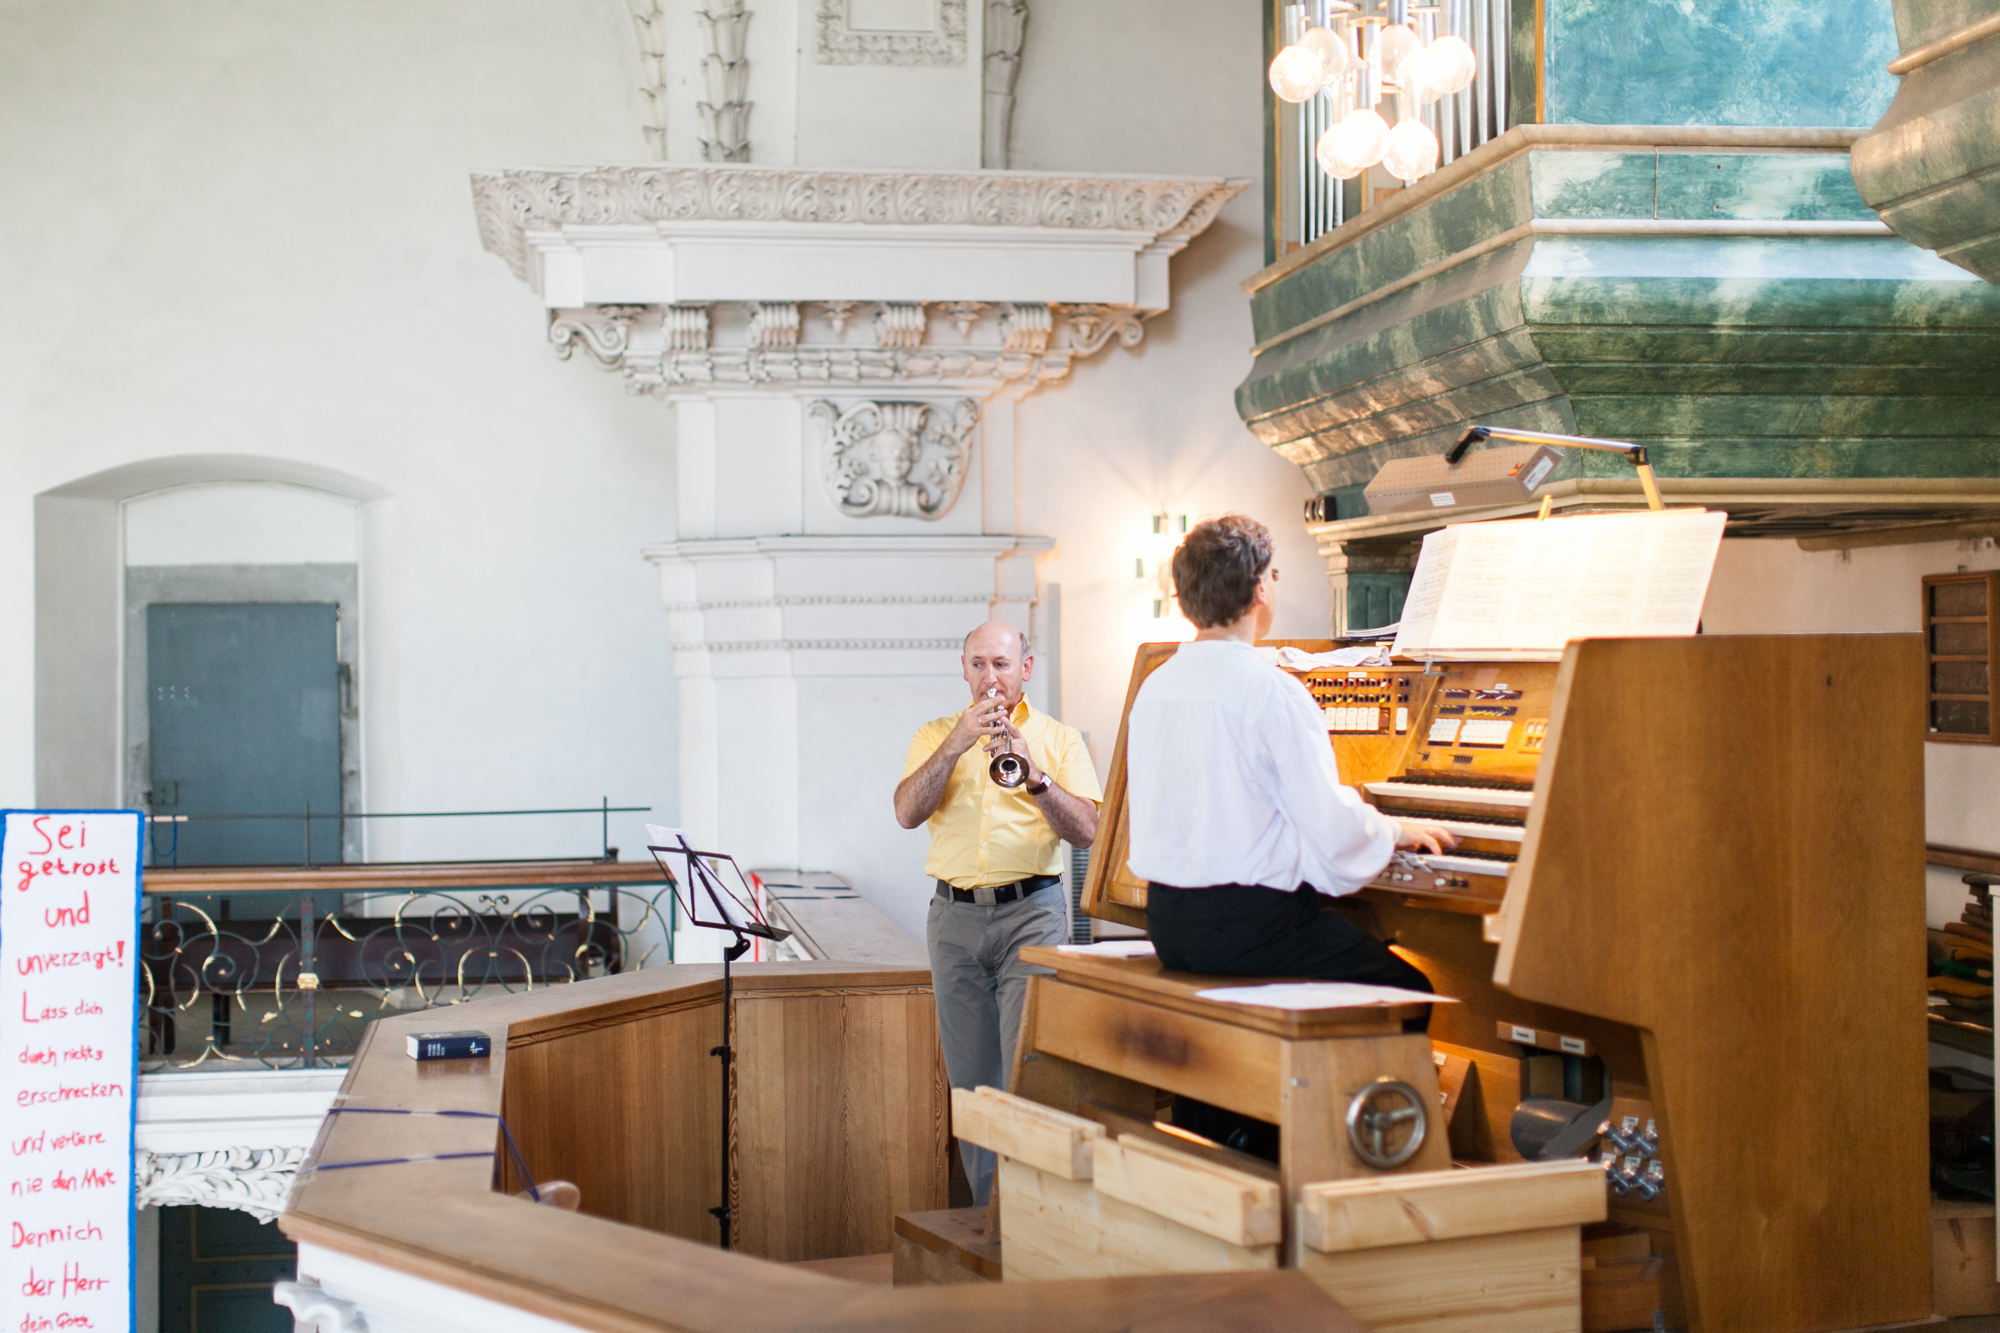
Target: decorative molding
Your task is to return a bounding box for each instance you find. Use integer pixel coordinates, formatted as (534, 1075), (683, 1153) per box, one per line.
(818, 301), (861, 337)
(672, 637), (965, 652)
(626, 0), (671, 159)
(549, 304), (645, 367)
(273, 1280), (370, 1333)
(135, 1145), (308, 1222)
(1061, 304), (1146, 357)
(542, 302), (1146, 395)
(750, 301), (801, 348)
(663, 592), (990, 611)
(697, 0), (752, 162)
(813, 398), (976, 519)
(875, 302), (927, 350)
(666, 304), (712, 351)
(470, 166), (1245, 282)
(814, 0), (967, 66)
(982, 0), (1027, 167)
(1000, 302), (1050, 351)
(936, 301), (987, 338)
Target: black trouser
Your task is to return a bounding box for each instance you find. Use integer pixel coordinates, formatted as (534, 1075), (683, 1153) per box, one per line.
(1146, 880), (1435, 1159)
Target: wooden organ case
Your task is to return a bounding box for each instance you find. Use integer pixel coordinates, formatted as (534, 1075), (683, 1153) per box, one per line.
(1081, 635), (1934, 1333)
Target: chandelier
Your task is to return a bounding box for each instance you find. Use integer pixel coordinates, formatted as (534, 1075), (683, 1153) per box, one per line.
(1268, 1), (1478, 185)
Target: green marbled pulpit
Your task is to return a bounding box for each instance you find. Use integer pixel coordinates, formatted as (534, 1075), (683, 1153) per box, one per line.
(1852, 0), (2000, 283)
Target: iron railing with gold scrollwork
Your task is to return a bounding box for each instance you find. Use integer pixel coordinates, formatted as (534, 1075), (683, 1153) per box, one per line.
(138, 879), (681, 1071)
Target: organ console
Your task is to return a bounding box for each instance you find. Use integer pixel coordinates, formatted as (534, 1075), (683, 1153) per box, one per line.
(1080, 634), (1935, 1333)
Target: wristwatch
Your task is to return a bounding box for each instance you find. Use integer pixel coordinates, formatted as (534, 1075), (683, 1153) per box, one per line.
(1025, 773), (1052, 797)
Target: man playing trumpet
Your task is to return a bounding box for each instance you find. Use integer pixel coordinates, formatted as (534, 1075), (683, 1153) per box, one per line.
(896, 621), (1101, 1205)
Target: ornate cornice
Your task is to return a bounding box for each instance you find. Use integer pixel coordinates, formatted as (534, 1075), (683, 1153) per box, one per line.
(671, 637), (963, 653)
(816, 0), (966, 65)
(662, 592), (990, 612)
(548, 300), (1147, 396)
(471, 165), (1244, 281)
(136, 1145), (308, 1223)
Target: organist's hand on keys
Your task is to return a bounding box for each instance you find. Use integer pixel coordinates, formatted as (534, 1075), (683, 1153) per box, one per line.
(1394, 819), (1458, 856)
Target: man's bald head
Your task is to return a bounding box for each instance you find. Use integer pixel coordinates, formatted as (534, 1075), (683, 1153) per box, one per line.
(963, 621), (1029, 660)
(962, 621), (1033, 707)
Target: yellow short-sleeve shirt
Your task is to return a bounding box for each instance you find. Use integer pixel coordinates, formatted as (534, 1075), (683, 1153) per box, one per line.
(904, 700), (1103, 889)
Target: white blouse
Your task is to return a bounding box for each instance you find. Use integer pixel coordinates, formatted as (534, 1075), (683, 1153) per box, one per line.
(1123, 639), (1394, 895)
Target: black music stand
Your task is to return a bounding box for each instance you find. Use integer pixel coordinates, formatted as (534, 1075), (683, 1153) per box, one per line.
(646, 830), (789, 1251)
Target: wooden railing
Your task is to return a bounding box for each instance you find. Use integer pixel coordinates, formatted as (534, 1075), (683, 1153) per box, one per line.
(277, 962), (1365, 1332)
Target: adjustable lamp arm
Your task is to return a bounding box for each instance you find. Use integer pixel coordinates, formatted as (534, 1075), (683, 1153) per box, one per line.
(1449, 425), (1664, 511)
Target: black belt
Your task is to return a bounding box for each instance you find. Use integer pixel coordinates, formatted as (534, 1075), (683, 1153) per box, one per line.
(937, 874), (1061, 906)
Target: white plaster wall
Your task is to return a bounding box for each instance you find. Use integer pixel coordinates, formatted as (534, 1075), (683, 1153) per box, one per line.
(0, 1), (678, 862)
(1702, 535), (2000, 928)
(125, 485), (358, 566)
(1007, 0), (1331, 769)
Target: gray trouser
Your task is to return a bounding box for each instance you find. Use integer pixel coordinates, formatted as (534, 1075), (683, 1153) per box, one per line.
(926, 883), (1069, 1206)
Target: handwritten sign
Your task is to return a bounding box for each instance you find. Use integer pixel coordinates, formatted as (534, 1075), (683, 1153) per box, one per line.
(2, 811), (140, 1333)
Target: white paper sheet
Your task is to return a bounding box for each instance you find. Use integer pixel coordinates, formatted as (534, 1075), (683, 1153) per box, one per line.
(1194, 982), (1454, 1010)
(1391, 510), (1726, 659)
(1055, 940), (1157, 958)
(1275, 645), (1392, 671)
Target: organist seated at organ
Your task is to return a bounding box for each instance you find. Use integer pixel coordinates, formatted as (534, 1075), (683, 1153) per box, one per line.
(1124, 514), (1456, 1021)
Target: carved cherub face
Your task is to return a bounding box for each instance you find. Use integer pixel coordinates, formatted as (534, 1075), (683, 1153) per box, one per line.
(873, 426), (920, 482)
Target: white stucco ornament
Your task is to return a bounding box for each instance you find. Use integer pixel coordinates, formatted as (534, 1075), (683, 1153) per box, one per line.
(135, 1145), (310, 1223)
(814, 398), (976, 518)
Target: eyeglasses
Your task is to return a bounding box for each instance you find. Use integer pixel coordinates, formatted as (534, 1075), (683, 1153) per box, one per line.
(1263, 565), (1281, 583)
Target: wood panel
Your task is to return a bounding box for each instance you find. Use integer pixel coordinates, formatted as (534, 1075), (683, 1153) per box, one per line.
(732, 985), (949, 1261)
(1079, 642), (1183, 929)
(950, 1087), (1103, 1180)
(997, 1158), (1278, 1281)
(1017, 947), (1415, 1038)
(281, 963), (1377, 1333)
(146, 857), (672, 893)
(1090, 1136), (1283, 1248)
(503, 996), (723, 1243)
(1932, 1200), (2000, 1317)
(1299, 1160), (1604, 1254)
(1026, 976), (1285, 1122)
(1495, 636), (1933, 1333)
(1298, 1225), (1583, 1333)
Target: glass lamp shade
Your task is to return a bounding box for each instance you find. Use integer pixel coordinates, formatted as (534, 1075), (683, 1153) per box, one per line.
(1317, 108), (1391, 180)
(1269, 43), (1324, 103)
(1376, 23), (1421, 82)
(1402, 43), (1451, 104)
(1431, 35), (1479, 95)
(1382, 117), (1440, 182)
(1300, 26), (1350, 84)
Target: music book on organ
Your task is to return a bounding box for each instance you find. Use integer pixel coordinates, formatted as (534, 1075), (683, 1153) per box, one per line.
(1390, 509), (1727, 661)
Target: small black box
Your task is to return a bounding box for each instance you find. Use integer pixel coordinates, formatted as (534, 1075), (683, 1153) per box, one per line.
(406, 1030), (491, 1061)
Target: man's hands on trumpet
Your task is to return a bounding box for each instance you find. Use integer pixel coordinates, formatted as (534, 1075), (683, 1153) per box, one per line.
(945, 688), (1044, 784)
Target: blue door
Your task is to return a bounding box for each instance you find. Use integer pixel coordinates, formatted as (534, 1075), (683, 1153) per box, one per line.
(156, 1206), (296, 1333)
(147, 603), (342, 866)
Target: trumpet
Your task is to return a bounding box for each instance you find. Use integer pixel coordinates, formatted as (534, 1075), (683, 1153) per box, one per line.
(983, 687), (1029, 789)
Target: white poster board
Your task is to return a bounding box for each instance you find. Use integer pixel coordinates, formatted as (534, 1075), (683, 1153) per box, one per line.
(1, 811), (141, 1333)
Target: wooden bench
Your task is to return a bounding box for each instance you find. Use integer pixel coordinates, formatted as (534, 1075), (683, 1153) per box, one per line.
(1009, 945), (1449, 1257)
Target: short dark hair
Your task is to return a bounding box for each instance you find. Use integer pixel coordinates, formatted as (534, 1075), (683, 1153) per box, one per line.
(1172, 515), (1274, 628)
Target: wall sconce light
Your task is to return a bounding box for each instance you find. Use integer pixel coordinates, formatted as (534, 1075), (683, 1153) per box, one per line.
(1140, 513), (1189, 618)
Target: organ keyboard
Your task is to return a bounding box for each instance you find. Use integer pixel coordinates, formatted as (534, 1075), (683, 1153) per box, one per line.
(1081, 635), (1932, 1333)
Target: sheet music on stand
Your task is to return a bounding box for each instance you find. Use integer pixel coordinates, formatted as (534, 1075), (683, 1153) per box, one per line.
(645, 824), (787, 943)
(643, 824), (787, 1253)
(1390, 509), (1727, 662)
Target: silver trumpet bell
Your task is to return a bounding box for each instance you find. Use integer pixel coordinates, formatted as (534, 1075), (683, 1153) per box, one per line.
(989, 741), (1028, 789)
(983, 686), (1029, 788)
